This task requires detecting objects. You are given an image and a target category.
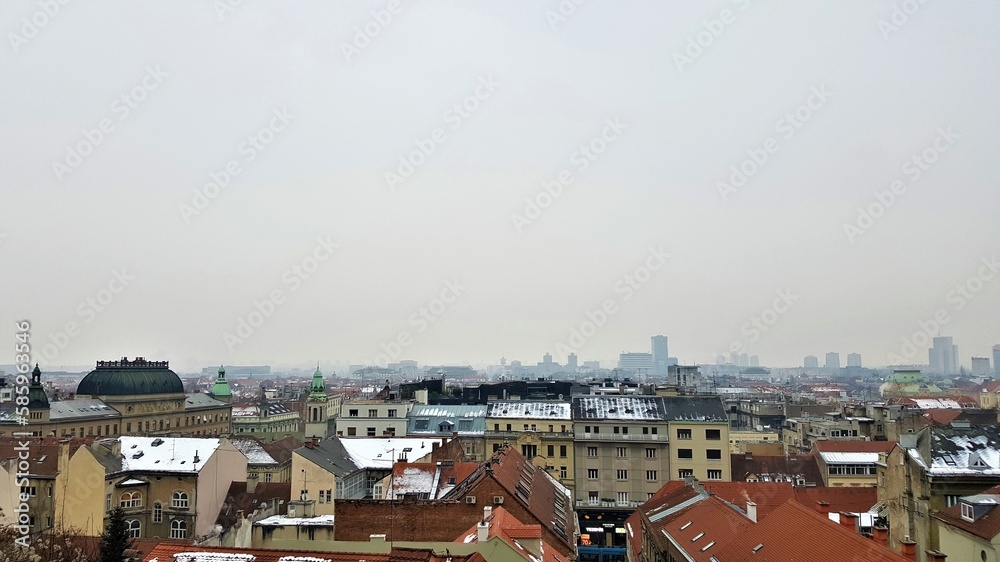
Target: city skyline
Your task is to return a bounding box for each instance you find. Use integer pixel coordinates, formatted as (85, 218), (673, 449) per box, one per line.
(2, 2), (999, 372)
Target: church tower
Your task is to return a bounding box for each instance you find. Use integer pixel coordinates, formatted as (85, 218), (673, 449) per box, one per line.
(27, 364), (51, 425)
(304, 364), (328, 439)
(210, 365), (233, 403)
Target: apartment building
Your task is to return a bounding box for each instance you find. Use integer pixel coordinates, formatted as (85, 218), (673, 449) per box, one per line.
(665, 396), (731, 482)
(335, 399), (416, 438)
(485, 400), (574, 493)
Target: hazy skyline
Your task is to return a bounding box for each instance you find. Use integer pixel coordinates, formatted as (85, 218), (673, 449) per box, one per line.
(3, 1), (999, 373)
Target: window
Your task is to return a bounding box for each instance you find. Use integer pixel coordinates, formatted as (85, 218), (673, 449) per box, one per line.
(125, 520), (141, 538)
(646, 470), (657, 481)
(264, 473), (273, 482)
(106, 494), (111, 511)
(645, 448), (656, 458)
(588, 447), (598, 457)
(170, 520), (187, 539)
(172, 491), (189, 509)
(152, 503), (162, 523)
(588, 491), (599, 505)
(560, 445), (567, 458)
(521, 444), (537, 459)
(349, 409), (359, 417)
(945, 495), (960, 507)
(367, 409), (377, 417)
(643, 426), (649, 434)
(622, 426), (628, 434)
(678, 449), (693, 459)
(651, 427), (657, 435)
(707, 449), (722, 460)
(678, 469), (693, 478)
(506, 424), (512, 431)
(588, 469), (599, 479)
(593, 426), (599, 433)
(347, 427), (356, 436)
(325, 490), (332, 503)
(616, 469), (628, 480)
(20, 486), (36, 497)
(367, 427), (376, 437)
(961, 503), (975, 521)
(706, 429), (721, 440)
(677, 428), (692, 440)
(560, 466), (567, 478)
(120, 491), (142, 508)
(494, 423), (500, 431)
(548, 445), (555, 457)
(617, 492), (629, 505)
(707, 469), (723, 480)
(388, 409), (397, 418)
(617, 447), (627, 458)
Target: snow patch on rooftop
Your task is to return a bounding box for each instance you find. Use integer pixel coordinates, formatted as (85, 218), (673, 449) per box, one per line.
(120, 436), (223, 473)
(340, 438), (442, 469)
(487, 402), (571, 420)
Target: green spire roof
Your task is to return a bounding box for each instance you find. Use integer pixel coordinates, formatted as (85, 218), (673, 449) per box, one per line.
(308, 364), (327, 402)
(211, 364), (232, 397)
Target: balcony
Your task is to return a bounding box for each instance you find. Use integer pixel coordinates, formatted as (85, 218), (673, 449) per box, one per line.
(576, 432), (666, 442)
(576, 499), (645, 509)
(487, 431), (574, 439)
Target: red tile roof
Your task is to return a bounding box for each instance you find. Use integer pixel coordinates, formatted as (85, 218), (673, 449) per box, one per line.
(922, 408), (964, 426)
(456, 507), (564, 562)
(793, 486), (877, 514)
(932, 484), (1000, 540)
(654, 496), (754, 562)
(713, 500), (909, 562)
(144, 544), (479, 562)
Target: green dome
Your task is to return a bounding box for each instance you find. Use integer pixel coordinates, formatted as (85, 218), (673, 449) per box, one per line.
(77, 357), (183, 396)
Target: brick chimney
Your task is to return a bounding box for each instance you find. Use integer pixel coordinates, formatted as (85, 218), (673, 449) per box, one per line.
(746, 501), (757, 523)
(872, 526), (888, 546)
(925, 551), (946, 562)
(900, 540), (917, 560)
(815, 500), (830, 514)
(839, 512), (858, 532)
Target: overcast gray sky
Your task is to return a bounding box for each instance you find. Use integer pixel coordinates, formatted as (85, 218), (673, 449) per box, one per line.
(3, 1), (999, 373)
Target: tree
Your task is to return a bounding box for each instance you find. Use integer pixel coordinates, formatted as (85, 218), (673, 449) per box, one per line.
(98, 508), (132, 562)
(0, 525), (95, 562)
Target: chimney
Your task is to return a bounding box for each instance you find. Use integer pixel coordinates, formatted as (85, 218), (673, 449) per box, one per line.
(477, 520), (489, 542)
(872, 526), (888, 546)
(247, 473), (258, 494)
(900, 540), (917, 560)
(925, 551), (947, 562)
(839, 512), (858, 532)
(746, 501), (757, 523)
(483, 505), (492, 521)
(815, 501), (830, 514)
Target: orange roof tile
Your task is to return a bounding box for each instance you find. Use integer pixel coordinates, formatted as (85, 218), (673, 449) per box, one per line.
(813, 440), (896, 453)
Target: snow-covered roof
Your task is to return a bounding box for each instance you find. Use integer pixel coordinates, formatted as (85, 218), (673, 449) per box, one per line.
(119, 436), (223, 473)
(819, 452), (880, 464)
(230, 438), (278, 465)
(912, 398), (963, 409)
(172, 553), (257, 562)
(48, 399), (118, 420)
(572, 396), (665, 420)
(255, 514), (335, 527)
(117, 478), (147, 486)
(487, 401), (571, 420)
(339, 438), (442, 469)
(928, 432), (1000, 475)
(409, 405), (487, 418)
(389, 466), (435, 499)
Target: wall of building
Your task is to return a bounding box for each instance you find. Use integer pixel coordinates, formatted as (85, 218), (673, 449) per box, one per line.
(935, 522), (998, 562)
(574, 421), (671, 507)
(668, 421), (731, 482)
(195, 440), (249, 537)
(55, 446), (109, 536)
(290, 453), (336, 515)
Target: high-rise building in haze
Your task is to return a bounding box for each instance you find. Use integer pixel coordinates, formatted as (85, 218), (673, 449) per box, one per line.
(716, 355), (726, 365)
(619, 352), (654, 374)
(749, 355), (759, 367)
(929, 337), (959, 374)
(846, 353), (862, 367)
(730, 351), (739, 365)
(651, 335), (669, 376)
(994, 345), (1000, 376)
(972, 357), (991, 376)
(804, 355), (819, 368)
(739, 353), (749, 367)
(825, 352), (840, 369)
(567, 353), (578, 372)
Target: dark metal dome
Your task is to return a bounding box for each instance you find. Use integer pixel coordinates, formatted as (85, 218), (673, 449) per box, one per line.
(76, 357), (183, 396)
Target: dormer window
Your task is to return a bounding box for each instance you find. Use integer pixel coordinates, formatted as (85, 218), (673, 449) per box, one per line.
(961, 502), (975, 521)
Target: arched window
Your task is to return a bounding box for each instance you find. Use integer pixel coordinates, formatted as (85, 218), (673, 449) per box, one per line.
(119, 491), (142, 508)
(152, 502), (162, 523)
(125, 519), (141, 538)
(171, 491), (189, 509)
(169, 519), (186, 539)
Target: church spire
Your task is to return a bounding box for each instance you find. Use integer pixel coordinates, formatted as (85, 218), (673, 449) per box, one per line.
(211, 364), (233, 403)
(308, 364), (327, 402)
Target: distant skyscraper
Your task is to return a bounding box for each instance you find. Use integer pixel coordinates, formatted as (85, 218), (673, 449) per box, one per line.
(716, 354), (726, 365)
(846, 353), (862, 367)
(971, 357), (991, 376)
(651, 335), (669, 376)
(994, 345), (1000, 376)
(929, 337), (959, 374)
(749, 355), (759, 367)
(739, 353), (749, 367)
(804, 355), (819, 368)
(619, 352), (654, 374)
(567, 353), (578, 372)
(542, 352), (553, 365)
(825, 352), (840, 369)
(730, 351), (739, 365)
